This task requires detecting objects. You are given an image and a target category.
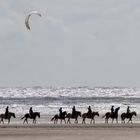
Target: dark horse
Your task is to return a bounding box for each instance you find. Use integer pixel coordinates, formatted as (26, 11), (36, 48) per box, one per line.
(51, 111), (67, 124)
(66, 111), (81, 124)
(82, 112), (99, 124)
(21, 112), (40, 124)
(121, 111), (137, 123)
(103, 107), (120, 124)
(0, 112), (16, 124)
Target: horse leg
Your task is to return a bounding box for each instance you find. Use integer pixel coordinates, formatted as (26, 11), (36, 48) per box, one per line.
(82, 118), (85, 124)
(105, 117), (107, 124)
(106, 118), (109, 124)
(112, 118), (114, 124)
(64, 119), (66, 124)
(23, 119), (26, 124)
(90, 119), (93, 124)
(93, 118), (95, 124)
(54, 119), (56, 124)
(75, 118), (78, 124)
(8, 119), (10, 124)
(130, 118), (133, 124)
(67, 118), (70, 124)
(25, 118), (28, 124)
(116, 118), (118, 124)
(1, 118), (4, 124)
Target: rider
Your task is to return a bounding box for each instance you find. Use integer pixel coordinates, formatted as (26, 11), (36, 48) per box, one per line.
(5, 106), (9, 119)
(111, 105), (114, 115)
(29, 107), (33, 117)
(72, 106), (76, 118)
(87, 106), (92, 117)
(59, 107), (63, 118)
(126, 106), (130, 115)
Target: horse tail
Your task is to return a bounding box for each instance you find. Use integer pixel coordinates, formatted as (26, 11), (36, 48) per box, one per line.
(51, 116), (55, 121)
(21, 116), (25, 120)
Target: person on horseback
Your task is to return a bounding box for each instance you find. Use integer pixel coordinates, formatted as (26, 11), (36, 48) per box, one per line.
(59, 107), (63, 118)
(5, 106), (9, 119)
(72, 106), (76, 118)
(29, 107), (33, 117)
(126, 106), (130, 115)
(111, 105), (114, 115)
(87, 106), (92, 117)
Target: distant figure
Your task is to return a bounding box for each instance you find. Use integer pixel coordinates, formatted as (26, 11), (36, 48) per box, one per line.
(29, 107), (33, 117)
(5, 106), (9, 119)
(72, 106), (76, 117)
(87, 106), (92, 117)
(111, 105), (114, 115)
(126, 106), (130, 115)
(59, 107), (63, 118)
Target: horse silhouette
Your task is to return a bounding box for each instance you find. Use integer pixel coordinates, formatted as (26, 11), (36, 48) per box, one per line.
(103, 107), (120, 124)
(21, 112), (40, 124)
(121, 111), (137, 123)
(51, 111), (67, 124)
(0, 112), (16, 124)
(82, 111), (99, 124)
(66, 111), (81, 124)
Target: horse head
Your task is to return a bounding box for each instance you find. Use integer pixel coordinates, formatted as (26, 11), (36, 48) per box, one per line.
(95, 112), (99, 116)
(78, 111), (81, 117)
(12, 113), (16, 118)
(114, 107), (120, 114)
(9, 112), (16, 118)
(37, 112), (40, 118)
(132, 111), (137, 116)
(63, 111), (67, 116)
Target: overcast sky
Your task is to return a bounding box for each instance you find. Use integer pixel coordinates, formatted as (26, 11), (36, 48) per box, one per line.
(0, 0), (140, 87)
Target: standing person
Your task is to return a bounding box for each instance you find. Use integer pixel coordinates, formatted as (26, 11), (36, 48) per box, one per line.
(72, 106), (76, 118)
(87, 106), (92, 117)
(29, 107), (33, 117)
(59, 107), (63, 118)
(5, 106), (9, 119)
(111, 105), (114, 115)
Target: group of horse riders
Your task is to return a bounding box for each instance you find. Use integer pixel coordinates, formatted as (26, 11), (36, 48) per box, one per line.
(4, 105), (131, 119)
(59, 105), (131, 118)
(111, 105), (130, 115)
(59, 105), (92, 118)
(4, 106), (34, 119)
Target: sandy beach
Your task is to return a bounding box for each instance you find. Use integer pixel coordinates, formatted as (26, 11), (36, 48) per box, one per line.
(0, 123), (140, 140)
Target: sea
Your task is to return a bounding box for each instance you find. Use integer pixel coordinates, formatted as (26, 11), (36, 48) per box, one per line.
(0, 86), (140, 118)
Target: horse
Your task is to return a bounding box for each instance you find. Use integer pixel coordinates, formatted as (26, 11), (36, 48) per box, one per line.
(103, 107), (120, 124)
(51, 111), (67, 124)
(21, 112), (40, 124)
(82, 112), (99, 124)
(0, 112), (16, 124)
(121, 111), (137, 123)
(66, 111), (81, 124)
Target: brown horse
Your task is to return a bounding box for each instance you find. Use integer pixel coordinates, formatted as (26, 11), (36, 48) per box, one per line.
(0, 112), (16, 124)
(66, 111), (81, 124)
(82, 112), (99, 124)
(121, 111), (137, 123)
(103, 107), (120, 124)
(51, 111), (67, 124)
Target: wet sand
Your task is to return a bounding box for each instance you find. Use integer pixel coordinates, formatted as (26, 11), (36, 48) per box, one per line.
(1, 123), (140, 140)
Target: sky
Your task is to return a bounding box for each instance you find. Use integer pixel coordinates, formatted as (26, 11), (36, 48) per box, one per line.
(0, 0), (140, 87)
